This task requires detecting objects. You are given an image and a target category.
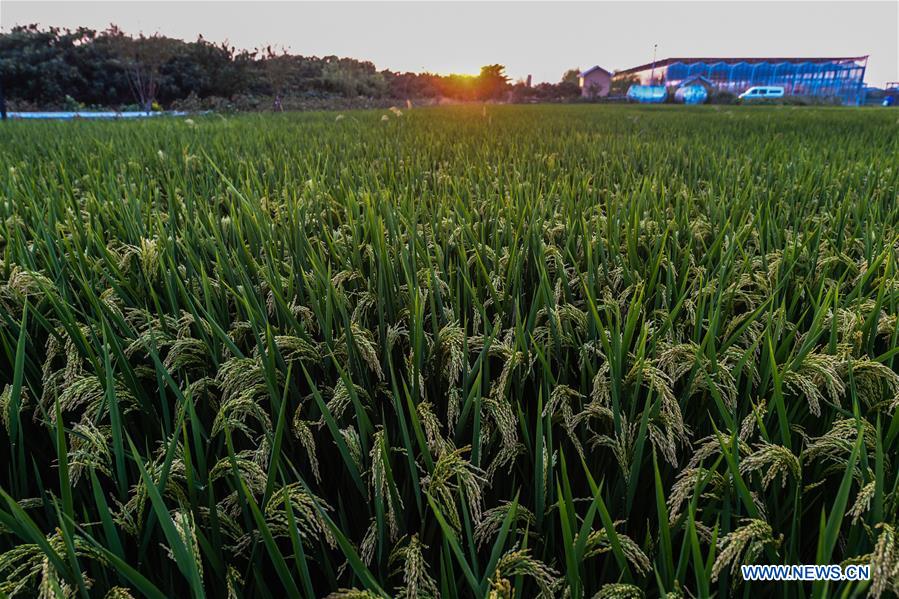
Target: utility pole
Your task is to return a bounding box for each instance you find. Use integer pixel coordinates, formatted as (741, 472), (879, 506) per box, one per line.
(650, 44), (658, 85)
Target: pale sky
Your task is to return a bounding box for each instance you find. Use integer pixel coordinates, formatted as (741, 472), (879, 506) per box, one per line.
(2, 1), (897, 86)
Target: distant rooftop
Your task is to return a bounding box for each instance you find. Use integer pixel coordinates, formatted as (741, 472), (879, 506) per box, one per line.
(579, 65), (611, 78)
(615, 56), (869, 76)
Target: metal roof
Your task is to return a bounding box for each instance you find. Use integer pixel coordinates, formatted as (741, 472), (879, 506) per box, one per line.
(615, 56), (868, 76)
(579, 65), (612, 78)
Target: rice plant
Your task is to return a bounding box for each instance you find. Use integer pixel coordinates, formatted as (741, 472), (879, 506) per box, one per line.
(0, 104), (898, 597)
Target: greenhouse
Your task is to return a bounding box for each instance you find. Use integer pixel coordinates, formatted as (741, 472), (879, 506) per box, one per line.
(613, 56), (868, 105)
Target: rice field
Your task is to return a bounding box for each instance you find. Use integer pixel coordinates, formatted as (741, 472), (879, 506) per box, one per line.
(1, 104), (898, 598)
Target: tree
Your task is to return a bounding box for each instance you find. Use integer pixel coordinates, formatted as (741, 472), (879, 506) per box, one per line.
(561, 68), (580, 85)
(0, 25), (108, 107)
(476, 64), (510, 100)
(262, 46), (293, 111)
(439, 74), (478, 101)
(106, 27), (179, 111)
(321, 58), (387, 98)
(159, 37), (254, 103)
(0, 25), (536, 109)
(610, 73), (640, 96)
(558, 68), (582, 98)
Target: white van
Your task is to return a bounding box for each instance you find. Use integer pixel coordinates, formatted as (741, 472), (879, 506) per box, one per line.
(739, 86), (786, 100)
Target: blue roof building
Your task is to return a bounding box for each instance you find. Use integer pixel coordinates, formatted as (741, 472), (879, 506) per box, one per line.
(613, 56), (869, 105)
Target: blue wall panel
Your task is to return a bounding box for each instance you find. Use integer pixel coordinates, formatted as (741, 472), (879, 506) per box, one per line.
(626, 59), (867, 105)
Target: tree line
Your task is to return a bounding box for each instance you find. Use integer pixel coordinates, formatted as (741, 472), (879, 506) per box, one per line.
(0, 25), (583, 111)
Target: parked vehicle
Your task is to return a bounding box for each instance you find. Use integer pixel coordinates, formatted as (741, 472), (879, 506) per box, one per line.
(739, 86), (785, 100)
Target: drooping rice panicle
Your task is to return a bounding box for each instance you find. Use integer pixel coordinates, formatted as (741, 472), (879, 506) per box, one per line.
(0, 105), (896, 597)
